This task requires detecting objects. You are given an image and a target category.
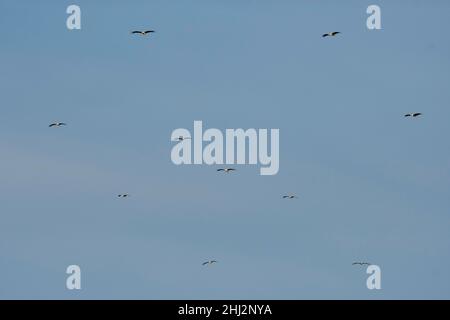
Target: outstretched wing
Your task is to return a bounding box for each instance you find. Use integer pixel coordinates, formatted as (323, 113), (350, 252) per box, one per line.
(331, 31), (340, 36)
(144, 30), (155, 34)
(413, 113), (422, 117)
(131, 31), (142, 34)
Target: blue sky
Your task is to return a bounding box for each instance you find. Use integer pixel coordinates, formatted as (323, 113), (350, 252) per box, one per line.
(1, 0), (450, 299)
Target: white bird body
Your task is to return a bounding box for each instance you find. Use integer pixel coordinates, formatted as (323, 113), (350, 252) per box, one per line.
(49, 122), (66, 127)
(404, 112), (422, 118)
(322, 31), (340, 38)
(217, 168), (236, 173)
(131, 30), (155, 36)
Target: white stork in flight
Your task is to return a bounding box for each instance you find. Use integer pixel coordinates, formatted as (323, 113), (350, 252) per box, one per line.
(175, 136), (191, 141)
(202, 260), (218, 266)
(282, 194), (298, 199)
(131, 30), (155, 36)
(404, 113), (422, 118)
(49, 122), (67, 128)
(352, 262), (371, 266)
(322, 31), (341, 38)
(217, 168), (236, 173)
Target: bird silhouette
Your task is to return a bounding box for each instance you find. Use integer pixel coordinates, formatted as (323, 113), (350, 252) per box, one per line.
(352, 262), (371, 266)
(404, 113), (422, 118)
(217, 168), (236, 173)
(175, 136), (191, 141)
(322, 31), (341, 38)
(131, 30), (155, 36)
(49, 122), (66, 128)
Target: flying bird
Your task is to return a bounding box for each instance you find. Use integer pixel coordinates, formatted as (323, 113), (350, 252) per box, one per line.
(322, 31), (341, 38)
(175, 136), (191, 141)
(352, 262), (371, 266)
(404, 113), (422, 118)
(202, 260), (218, 266)
(131, 30), (155, 36)
(49, 122), (66, 128)
(118, 194), (130, 198)
(217, 168), (236, 173)
(282, 194), (298, 199)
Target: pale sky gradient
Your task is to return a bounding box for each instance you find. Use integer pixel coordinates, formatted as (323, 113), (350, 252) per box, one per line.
(1, 0), (450, 299)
